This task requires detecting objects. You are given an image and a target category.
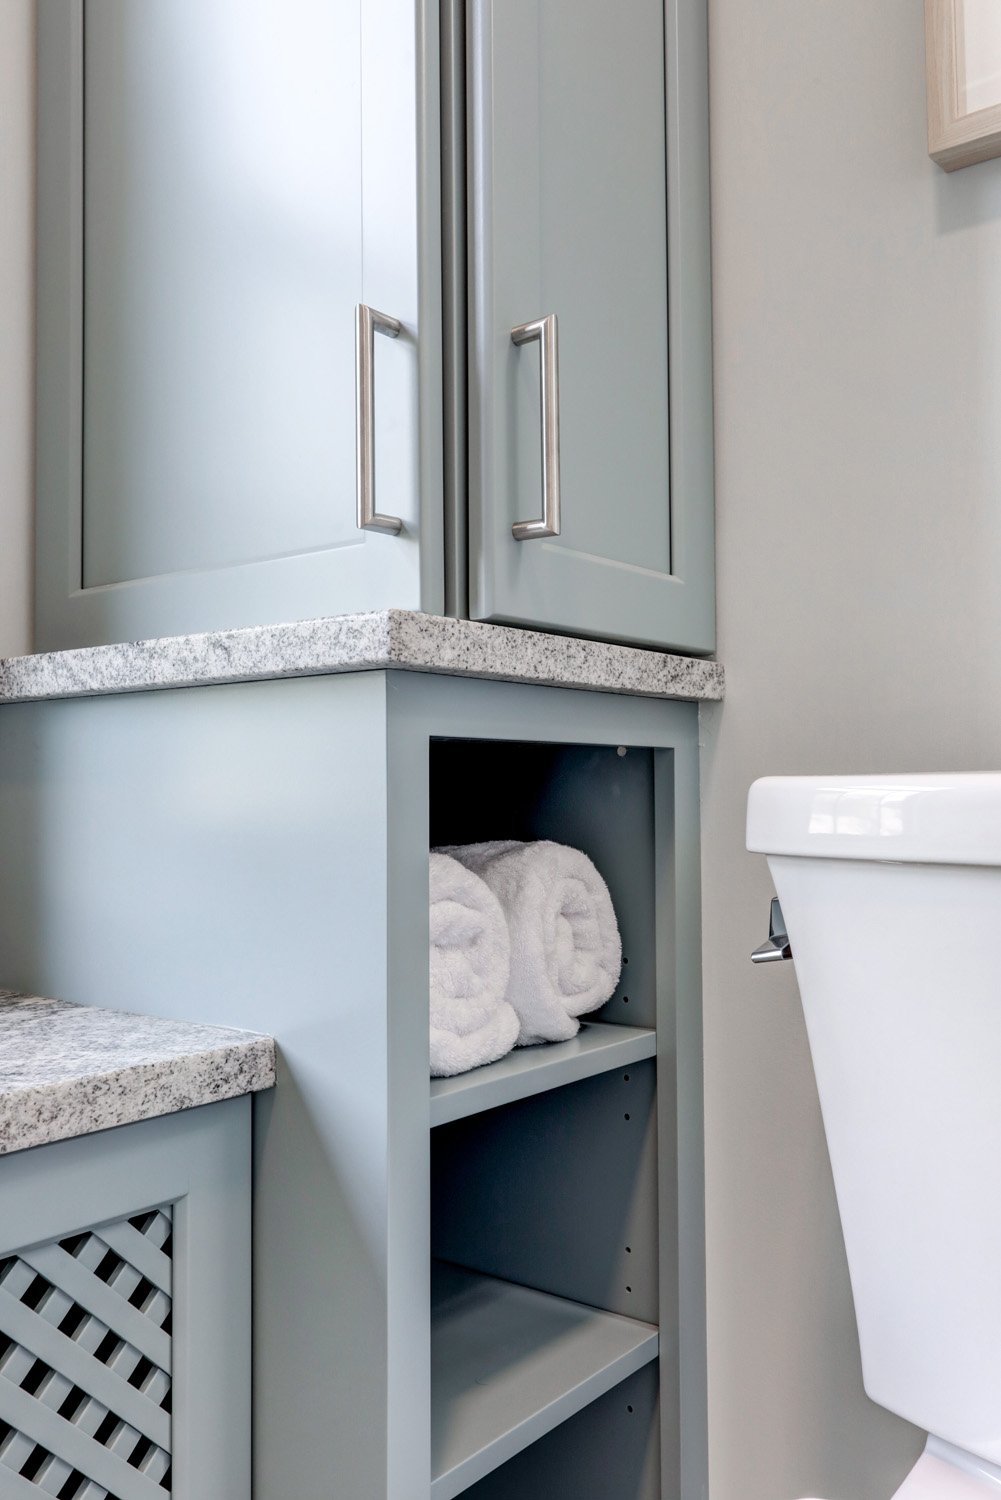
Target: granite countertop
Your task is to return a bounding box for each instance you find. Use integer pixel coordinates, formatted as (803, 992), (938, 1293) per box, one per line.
(0, 991), (276, 1156)
(0, 610), (724, 707)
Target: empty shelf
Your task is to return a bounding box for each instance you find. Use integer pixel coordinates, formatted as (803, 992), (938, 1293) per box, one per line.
(429, 1022), (656, 1128)
(430, 1262), (658, 1499)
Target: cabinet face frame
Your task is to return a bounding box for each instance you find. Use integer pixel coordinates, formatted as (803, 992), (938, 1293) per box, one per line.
(34, 0), (445, 650)
(388, 674), (708, 1500)
(465, 0), (716, 654)
(926, 0), (1001, 169)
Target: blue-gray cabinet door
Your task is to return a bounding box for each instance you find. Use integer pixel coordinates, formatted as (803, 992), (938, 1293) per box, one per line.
(35, 0), (443, 651)
(467, 0), (715, 652)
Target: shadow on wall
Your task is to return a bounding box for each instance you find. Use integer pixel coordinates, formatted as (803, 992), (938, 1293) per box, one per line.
(935, 150), (1001, 230)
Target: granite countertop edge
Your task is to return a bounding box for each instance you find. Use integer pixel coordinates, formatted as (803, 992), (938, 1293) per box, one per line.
(0, 994), (277, 1158)
(0, 610), (724, 707)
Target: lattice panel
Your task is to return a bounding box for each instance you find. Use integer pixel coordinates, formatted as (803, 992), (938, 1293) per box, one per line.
(0, 1209), (172, 1500)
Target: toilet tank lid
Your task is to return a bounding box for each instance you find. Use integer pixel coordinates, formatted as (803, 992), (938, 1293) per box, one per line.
(747, 773), (1001, 865)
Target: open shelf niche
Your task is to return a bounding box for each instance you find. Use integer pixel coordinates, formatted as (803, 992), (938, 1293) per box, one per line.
(426, 735), (675, 1499)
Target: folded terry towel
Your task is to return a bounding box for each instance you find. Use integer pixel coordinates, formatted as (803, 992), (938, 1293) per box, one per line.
(429, 851), (519, 1077)
(438, 841), (622, 1046)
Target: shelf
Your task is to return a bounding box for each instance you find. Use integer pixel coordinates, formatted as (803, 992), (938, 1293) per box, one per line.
(430, 1263), (658, 1500)
(429, 1022), (656, 1128)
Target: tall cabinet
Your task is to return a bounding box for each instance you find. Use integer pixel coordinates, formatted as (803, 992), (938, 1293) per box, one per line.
(35, 0), (714, 654)
(0, 666), (708, 1500)
(23, 4), (716, 1495)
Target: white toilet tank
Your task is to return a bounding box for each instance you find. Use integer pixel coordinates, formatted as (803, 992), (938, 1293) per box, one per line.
(747, 774), (1001, 1465)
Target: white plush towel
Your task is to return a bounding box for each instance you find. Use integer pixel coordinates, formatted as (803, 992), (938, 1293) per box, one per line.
(429, 851), (519, 1077)
(439, 841), (622, 1046)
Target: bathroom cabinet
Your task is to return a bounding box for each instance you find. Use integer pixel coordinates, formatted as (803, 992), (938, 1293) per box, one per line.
(0, 667), (707, 1500)
(0, 1101), (252, 1499)
(34, 0), (714, 656)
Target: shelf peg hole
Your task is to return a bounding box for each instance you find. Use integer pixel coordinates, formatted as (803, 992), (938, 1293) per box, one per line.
(626, 1285), (632, 1293)
(627, 1404), (634, 1414)
(624, 1113), (630, 1121)
(625, 1245), (632, 1254)
(623, 1073), (630, 1082)
(622, 995), (629, 1005)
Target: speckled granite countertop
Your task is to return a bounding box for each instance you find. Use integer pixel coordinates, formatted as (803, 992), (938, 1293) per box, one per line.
(0, 992), (276, 1156)
(0, 611), (723, 706)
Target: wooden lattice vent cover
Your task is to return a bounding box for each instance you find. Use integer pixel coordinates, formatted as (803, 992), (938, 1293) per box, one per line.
(0, 1208), (173, 1498)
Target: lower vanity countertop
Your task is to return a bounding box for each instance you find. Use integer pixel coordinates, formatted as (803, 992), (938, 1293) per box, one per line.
(0, 990), (276, 1156)
(0, 610), (724, 706)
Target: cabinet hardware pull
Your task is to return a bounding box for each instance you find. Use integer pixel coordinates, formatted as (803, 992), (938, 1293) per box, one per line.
(510, 313), (562, 540)
(355, 303), (404, 534)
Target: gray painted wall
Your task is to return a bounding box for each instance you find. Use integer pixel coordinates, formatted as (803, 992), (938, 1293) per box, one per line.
(702, 2), (1001, 1497)
(0, 0), (34, 658)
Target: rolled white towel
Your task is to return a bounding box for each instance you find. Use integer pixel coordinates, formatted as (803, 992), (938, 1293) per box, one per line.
(439, 841), (622, 1046)
(429, 851), (519, 1077)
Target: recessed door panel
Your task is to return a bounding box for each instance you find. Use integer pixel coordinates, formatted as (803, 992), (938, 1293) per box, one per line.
(83, 0), (363, 583)
(467, 0), (714, 651)
(36, 0), (440, 648)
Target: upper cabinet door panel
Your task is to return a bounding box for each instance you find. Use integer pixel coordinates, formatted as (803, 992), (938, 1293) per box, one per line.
(81, 0), (362, 585)
(467, 0), (715, 653)
(36, 0), (441, 650)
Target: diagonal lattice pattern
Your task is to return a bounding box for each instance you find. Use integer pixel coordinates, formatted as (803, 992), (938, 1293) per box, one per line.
(0, 1209), (172, 1499)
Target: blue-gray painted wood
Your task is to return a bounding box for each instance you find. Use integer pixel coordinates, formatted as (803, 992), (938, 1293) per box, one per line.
(430, 1263), (658, 1499)
(467, 0), (715, 653)
(97, 1219), (173, 1295)
(432, 1061), (659, 1326)
(429, 1021), (657, 1127)
(440, 0), (469, 619)
(0, 1100), (251, 1500)
(0, 1281), (171, 1451)
(36, 0), (711, 657)
(656, 727), (708, 1500)
(23, 1242), (171, 1370)
(0, 673), (403, 1499)
(0, 671), (706, 1500)
(458, 1364), (660, 1500)
(0, 1377), (165, 1500)
(35, 0), (443, 650)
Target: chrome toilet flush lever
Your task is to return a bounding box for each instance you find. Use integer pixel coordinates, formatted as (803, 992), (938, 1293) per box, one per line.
(751, 897), (793, 963)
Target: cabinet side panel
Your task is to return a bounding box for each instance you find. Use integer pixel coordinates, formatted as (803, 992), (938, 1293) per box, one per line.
(0, 675), (402, 1500)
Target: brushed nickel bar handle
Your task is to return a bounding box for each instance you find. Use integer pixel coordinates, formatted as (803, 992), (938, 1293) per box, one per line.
(510, 312), (561, 540)
(355, 303), (403, 534)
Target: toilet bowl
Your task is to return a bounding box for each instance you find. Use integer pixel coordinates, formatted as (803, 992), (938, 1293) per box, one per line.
(801, 1438), (1001, 1499)
(887, 1439), (1001, 1498)
(747, 775), (1001, 1499)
